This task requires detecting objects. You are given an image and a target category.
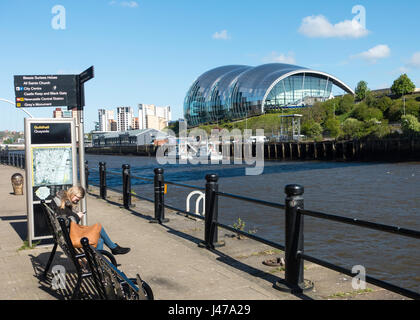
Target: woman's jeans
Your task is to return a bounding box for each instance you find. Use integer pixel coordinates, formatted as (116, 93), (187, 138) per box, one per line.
(96, 227), (117, 251)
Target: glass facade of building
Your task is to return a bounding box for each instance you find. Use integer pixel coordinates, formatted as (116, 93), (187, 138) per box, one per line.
(184, 63), (353, 127)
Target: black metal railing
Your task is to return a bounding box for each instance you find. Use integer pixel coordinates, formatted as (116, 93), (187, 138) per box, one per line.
(0, 149), (25, 169)
(86, 161), (420, 299)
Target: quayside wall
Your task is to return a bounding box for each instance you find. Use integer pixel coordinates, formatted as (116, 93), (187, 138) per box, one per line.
(85, 138), (420, 162)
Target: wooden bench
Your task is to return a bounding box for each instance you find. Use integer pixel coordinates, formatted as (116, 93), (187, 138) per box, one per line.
(80, 237), (154, 300)
(41, 201), (118, 299)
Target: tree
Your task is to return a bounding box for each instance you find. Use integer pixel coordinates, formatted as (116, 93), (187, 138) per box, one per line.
(341, 118), (363, 139)
(355, 81), (369, 101)
(323, 117), (341, 138)
(336, 94), (354, 115)
(373, 96), (393, 113)
(351, 102), (383, 122)
(404, 99), (420, 118)
(391, 74), (415, 97)
(301, 120), (323, 139)
(385, 101), (402, 122)
(401, 115), (420, 134)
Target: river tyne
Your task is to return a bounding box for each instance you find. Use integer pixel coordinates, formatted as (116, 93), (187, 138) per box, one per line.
(85, 154), (420, 292)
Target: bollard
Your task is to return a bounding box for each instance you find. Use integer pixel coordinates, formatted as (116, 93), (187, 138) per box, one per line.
(199, 174), (225, 249)
(150, 168), (168, 224)
(99, 162), (107, 200)
(275, 184), (313, 294)
(122, 164), (132, 209)
(85, 161), (89, 189)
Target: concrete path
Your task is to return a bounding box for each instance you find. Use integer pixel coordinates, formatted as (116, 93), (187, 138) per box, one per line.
(0, 164), (410, 300)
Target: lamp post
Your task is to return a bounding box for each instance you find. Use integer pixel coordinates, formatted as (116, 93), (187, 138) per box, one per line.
(0, 98), (33, 118)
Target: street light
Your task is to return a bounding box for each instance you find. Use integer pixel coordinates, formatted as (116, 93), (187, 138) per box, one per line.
(0, 98), (33, 118)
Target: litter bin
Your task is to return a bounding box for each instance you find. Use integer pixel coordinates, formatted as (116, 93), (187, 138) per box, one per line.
(11, 173), (24, 195)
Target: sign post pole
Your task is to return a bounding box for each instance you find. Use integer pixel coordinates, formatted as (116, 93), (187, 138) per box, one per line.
(77, 106), (87, 225)
(76, 67), (94, 226)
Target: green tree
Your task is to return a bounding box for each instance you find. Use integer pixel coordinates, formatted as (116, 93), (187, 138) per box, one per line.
(373, 96), (393, 113)
(301, 120), (323, 139)
(355, 81), (370, 101)
(401, 115), (420, 134)
(341, 118), (363, 139)
(323, 117), (341, 138)
(391, 74), (415, 97)
(351, 103), (383, 121)
(299, 102), (328, 124)
(405, 100), (420, 118)
(336, 94), (355, 115)
(366, 119), (391, 138)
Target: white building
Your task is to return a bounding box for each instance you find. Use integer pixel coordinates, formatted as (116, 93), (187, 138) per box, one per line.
(138, 104), (171, 130)
(117, 107), (134, 132)
(98, 109), (115, 132)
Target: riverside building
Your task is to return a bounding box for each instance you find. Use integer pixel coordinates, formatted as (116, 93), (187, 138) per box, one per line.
(184, 63), (354, 126)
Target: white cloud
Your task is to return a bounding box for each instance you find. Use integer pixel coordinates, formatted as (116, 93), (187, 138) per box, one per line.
(352, 45), (391, 63)
(407, 52), (420, 68)
(212, 30), (230, 40)
(263, 51), (296, 64)
(299, 15), (369, 39)
(109, 1), (139, 8)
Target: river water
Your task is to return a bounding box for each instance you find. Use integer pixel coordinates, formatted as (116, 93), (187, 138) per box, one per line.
(85, 154), (420, 293)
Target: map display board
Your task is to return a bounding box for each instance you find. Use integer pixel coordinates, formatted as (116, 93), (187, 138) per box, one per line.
(25, 118), (77, 245)
(32, 146), (73, 187)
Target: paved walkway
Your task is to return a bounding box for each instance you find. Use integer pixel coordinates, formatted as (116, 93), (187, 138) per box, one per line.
(0, 164), (409, 300)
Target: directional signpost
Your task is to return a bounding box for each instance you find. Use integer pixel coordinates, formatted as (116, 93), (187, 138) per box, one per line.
(16, 67), (94, 246)
(14, 75), (78, 108)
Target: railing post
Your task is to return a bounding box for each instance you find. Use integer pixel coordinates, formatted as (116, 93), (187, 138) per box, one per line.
(85, 161), (89, 189)
(99, 162), (107, 200)
(150, 168), (168, 224)
(122, 164), (132, 209)
(275, 184), (313, 294)
(199, 174), (225, 249)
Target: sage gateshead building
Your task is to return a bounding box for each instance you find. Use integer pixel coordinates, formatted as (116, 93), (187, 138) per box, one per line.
(184, 63), (354, 126)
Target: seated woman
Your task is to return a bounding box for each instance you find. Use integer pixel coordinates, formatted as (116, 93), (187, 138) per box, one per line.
(50, 186), (130, 255)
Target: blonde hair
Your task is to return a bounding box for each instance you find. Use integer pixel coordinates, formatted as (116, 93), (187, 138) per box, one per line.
(60, 186), (85, 209)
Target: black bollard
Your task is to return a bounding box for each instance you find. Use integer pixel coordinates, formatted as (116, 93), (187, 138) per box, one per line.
(122, 164), (132, 209)
(99, 162), (107, 200)
(150, 168), (168, 224)
(275, 184), (313, 294)
(199, 174), (225, 249)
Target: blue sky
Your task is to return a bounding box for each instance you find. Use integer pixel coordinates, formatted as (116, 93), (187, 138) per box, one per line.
(0, 0), (419, 132)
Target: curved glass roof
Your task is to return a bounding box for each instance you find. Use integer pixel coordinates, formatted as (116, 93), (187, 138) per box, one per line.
(184, 63), (354, 126)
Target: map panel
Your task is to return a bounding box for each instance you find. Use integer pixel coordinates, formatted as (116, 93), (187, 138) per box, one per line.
(32, 147), (73, 186)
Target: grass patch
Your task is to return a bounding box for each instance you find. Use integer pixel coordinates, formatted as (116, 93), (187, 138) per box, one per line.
(268, 266), (286, 274)
(234, 248), (283, 259)
(327, 288), (374, 299)
(17, 240), (40, 251)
